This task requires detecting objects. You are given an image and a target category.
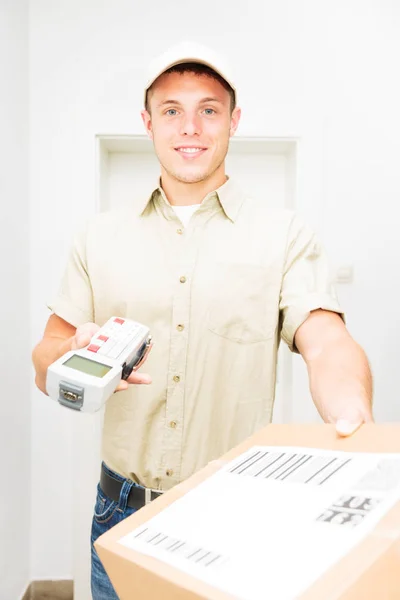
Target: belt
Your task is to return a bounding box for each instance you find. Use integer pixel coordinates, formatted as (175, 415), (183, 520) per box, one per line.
(100, 464), (163, 510)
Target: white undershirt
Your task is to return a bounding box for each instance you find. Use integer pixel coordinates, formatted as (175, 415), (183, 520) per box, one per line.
(172, 204), (201, 228)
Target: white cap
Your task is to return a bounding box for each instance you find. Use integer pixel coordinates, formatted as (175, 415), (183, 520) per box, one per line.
(143, 41), (237, 107)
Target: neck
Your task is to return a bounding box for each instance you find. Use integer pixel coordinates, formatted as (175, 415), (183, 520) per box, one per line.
(160, 167), (227, 206)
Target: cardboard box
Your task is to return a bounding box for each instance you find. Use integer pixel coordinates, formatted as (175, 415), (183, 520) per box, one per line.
(95, 424), (400, 599)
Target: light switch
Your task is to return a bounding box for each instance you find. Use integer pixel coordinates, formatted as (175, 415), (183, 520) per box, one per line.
(334, 265), (354, 284)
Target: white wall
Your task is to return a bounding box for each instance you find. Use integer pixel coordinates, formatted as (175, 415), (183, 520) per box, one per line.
(29, 0), (400, 582)
(320, 4), (400, 423)
(0, 0), (30, 598)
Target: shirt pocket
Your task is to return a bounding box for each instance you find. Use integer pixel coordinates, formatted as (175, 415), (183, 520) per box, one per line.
(206, 263), (279, 344)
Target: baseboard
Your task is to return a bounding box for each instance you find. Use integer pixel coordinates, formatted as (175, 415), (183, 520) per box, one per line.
(21, 580), (73, 600)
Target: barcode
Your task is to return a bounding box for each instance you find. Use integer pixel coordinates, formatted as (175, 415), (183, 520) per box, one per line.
(132, 527), (227, 568)
(317, 495), (381, 527)
(229, 450), (351, 485)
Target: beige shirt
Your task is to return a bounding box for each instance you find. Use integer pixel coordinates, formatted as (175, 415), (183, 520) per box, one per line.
(48, 178), (342, 491)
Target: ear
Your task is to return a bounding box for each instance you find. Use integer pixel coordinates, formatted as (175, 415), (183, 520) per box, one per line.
(229, 106), (241, 137)
(141, 110), (153, 140)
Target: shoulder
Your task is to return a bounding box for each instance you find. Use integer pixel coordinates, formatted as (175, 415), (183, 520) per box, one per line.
(80, 204), (145, 241)
(88, 206), (137, 230)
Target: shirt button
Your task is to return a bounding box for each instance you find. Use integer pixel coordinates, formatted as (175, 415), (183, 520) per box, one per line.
(173, 375), (180, 383)
(179, 276), (187, 283)
(177, 228), (183, 235)
(166, 469), (173, 477)
(169, 420), (177, 428)
(176, 324), (184, 332)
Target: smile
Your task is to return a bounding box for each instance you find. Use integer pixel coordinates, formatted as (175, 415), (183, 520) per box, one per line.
(177, 147), (204, 153)
(174, 147), (207, 160)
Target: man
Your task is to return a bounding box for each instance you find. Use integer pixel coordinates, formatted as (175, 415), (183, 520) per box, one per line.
(32, 42), (373, 599)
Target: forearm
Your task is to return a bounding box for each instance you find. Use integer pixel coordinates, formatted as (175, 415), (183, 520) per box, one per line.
(306, 335), (373, 424)
(32, 335), (73, 395)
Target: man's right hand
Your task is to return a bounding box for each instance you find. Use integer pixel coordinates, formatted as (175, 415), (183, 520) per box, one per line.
(32, 315), (152, 395)
(72, 322), (152, 391)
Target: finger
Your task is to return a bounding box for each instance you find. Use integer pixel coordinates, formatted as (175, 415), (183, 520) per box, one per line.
(72, 333), (91, 350)
(72, 323), (100, 349)
(126, 371), (152, 385)
(76, 322), (101, 338)
(113, 372), (151, 393)
(335, 406), (366, 437)
(114, 380), (129, 393)
(336, 420), (363, 437)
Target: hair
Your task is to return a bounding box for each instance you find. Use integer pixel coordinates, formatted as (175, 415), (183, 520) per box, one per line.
(145, 62), (236, 113)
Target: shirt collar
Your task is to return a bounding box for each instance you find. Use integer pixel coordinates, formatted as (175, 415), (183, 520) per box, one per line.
(138, 176), (245, 223)
(213, 176), (245, 222)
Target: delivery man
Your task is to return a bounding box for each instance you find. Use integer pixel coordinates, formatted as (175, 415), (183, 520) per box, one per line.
(32, 42), (373, 599)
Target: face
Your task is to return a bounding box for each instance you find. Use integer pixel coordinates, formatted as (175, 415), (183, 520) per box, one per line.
(141, 71), (241, 185)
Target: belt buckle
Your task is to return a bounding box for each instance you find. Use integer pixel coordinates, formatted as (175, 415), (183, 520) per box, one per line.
(144, 487), (163, 505)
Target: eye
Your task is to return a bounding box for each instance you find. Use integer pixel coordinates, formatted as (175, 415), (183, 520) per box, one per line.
(203, 108), (216, 115)
(166, 109), (178, 116)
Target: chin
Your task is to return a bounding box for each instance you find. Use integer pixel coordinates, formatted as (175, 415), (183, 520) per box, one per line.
(173, 170), (210, 184)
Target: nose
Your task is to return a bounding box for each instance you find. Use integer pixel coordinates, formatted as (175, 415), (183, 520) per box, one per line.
(179, 112), (201, 136)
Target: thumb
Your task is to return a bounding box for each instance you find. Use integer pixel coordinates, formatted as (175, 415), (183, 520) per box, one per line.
(335, 406), (365, 437)
(74, 333), (92, 349)
(72, 323), (100, 350)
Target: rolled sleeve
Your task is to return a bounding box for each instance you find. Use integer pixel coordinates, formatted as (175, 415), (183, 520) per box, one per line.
(280, 216), (344, 352)
(47, 226), (94, 327)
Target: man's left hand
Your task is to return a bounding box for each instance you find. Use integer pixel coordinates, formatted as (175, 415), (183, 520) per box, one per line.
(295, 309), (373, 437)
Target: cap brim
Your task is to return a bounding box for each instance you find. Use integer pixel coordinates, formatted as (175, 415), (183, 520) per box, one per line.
(144, 57), (236, 107)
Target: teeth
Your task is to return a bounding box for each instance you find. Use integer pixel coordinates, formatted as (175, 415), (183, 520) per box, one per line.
(178, 148), (204, 153)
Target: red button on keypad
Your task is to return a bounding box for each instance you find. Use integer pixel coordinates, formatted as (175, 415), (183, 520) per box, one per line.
(87, 344), (100, 353)
(114, 318), (125, 324)
(98, 335), (109, 342)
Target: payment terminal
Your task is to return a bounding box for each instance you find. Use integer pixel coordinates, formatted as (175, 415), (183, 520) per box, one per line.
(46, 317), (152, 413)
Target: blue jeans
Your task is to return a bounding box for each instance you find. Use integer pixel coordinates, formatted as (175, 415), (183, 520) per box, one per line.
(91, 463), (137, 599)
